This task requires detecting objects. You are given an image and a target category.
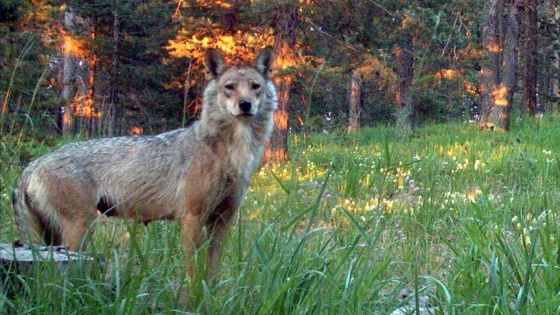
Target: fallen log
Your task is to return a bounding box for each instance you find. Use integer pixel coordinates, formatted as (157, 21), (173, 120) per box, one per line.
(0, 242), (102, 298)
(0, 242), (95, 269)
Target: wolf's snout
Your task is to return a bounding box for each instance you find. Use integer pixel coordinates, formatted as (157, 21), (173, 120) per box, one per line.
(239, 99), (252, 114)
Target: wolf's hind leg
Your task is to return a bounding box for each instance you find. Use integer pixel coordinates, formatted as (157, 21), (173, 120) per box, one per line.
(59, 216), (92, 251)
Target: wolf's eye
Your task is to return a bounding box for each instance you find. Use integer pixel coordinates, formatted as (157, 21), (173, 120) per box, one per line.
(251, 83), (261, 90)
(224, 84), (235, 91)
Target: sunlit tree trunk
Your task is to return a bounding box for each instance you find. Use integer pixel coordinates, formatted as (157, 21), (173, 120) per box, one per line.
(347, 67), (362, 133)
(522, 0), (537, 115)
(479, 0), (502, 128)
(482, 0), (522, 131)
(265, 3), (297, 163)
(87, 19), (98, 136)
(60, 7), (77, 135)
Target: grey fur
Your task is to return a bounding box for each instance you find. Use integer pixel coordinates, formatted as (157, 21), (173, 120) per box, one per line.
(12, 47), (277, 281)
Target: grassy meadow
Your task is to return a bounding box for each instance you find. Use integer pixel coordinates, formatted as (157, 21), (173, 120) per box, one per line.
(1, 116), (560, 314)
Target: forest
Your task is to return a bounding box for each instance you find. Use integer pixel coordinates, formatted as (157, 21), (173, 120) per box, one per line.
(1, 1), (559, 159)
(3, 1), (560, 313)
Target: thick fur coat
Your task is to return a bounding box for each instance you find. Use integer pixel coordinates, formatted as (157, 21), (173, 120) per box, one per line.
(12, 47), (277, 279)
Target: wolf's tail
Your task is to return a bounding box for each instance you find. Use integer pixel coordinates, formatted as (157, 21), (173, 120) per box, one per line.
(12, 183), (47, 246)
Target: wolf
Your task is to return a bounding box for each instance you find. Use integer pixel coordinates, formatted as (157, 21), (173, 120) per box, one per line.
(12, 47), (277, 280)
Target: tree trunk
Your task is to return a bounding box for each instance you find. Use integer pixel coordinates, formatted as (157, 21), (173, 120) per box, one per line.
(60, 8), (77, 135)
(87, 18), (98, 137)
(522, 0), (537, 115)
(479, 0), (502, 128)
(485, 0), (522, 131)
(395, 42), (415, 134)
(549, 3), (559, 113)
(107, 2), (120, 137)
(265, 3), (297, 163)
(347, 68), (362, 133)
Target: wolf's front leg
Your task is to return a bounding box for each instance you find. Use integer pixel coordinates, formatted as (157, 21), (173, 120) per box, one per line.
(205, 193), (242, 280)
(180, 212), (204, 279)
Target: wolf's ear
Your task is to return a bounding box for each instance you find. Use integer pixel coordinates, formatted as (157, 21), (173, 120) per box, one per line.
(255, 47), (275, 80)
(205, 49), (229, 80)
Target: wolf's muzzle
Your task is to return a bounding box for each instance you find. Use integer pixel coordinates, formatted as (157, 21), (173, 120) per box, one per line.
(239, 99), (252, 115)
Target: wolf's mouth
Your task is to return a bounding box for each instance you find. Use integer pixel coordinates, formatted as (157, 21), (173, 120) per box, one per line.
(232, 112), (254, 118)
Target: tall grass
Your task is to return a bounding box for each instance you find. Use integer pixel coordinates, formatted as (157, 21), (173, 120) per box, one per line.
(2, 101), (560, 313)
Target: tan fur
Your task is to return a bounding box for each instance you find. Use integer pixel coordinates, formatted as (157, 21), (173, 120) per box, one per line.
(12, 47), (277, 281)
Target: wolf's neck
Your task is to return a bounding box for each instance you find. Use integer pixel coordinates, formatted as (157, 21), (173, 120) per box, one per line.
(193, 118), (261, 181)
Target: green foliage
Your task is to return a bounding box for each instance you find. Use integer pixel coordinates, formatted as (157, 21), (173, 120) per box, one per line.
(0, 0), (25, 23)
(3, 116), (560, 312)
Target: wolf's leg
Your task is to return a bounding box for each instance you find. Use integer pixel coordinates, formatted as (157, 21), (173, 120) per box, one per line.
(206, 219), (228, 280)
(22, 177), (94, 250)
(180, 212), (204, 279)
(60, 219), (88, 251)
(206, 195), (240, 280)
(59, 208), (97, 251)
(54, 185), (97, 251)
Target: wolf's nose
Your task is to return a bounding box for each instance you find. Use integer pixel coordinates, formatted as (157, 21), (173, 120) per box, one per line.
(239, 99), (252, 114)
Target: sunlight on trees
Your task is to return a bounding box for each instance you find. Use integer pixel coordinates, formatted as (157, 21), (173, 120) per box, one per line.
(492, 86), (509, 107)
(61, 32), (85, 58)
(167, 27), (274, 62)
(1, 0), (558, 138)
(485, 44), (501, 53)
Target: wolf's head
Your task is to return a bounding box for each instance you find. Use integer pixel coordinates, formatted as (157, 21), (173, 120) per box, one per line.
(204, 47), (275, 118)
